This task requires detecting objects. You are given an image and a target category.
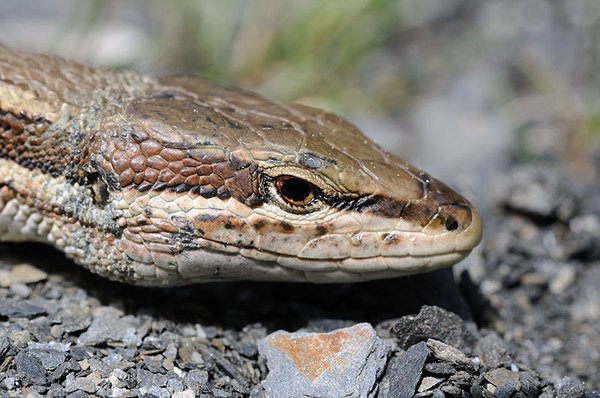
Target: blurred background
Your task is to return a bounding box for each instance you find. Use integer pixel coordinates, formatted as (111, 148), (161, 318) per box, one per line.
(0, 0), (598, 200)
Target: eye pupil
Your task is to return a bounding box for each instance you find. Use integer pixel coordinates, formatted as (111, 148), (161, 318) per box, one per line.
(276, 176), (316, 206)
(282, 179), (311, 201)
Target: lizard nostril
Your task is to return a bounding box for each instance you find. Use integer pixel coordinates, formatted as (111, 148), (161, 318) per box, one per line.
(444, 216), (459, 231)
(440, 205), (473, 233)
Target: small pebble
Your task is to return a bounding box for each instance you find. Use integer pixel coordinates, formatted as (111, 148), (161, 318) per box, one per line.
(417, 376), (444, 393)
(9, 282), (31, 298)
(0, 300), (46, 319)
(427, 339), (471, 366)
(172, 390), (196, 398)
(0, 263), (48, 287)
(476, 332), (512, 368)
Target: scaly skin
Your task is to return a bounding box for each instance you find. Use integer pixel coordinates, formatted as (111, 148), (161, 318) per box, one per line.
(0, 44), (482, 285)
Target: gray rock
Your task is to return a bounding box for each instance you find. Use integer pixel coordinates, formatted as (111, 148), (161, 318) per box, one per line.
(0, 299), (46, 319)
(21, 389), (44, 398)
(101, 352), (124, 366)
(238, 341), (258, 358)
(567, 215), (600, 262)
(166, 378), (186, 394)
(557, 377), (585, 398)
(64, 372), (101, 394)
(15, 349), (47, 385)
(259, 323), (390, 398)
(2, 376), (16, 390)
(66, 391), (90, 398)
(197, 344), (248, 390)
(141, 336), (168, 352)
(138, 386), (171, 398)
(9, 282), (31, 298)
(141, 353), (165, 373)
(184, 369), (209, 394)
(27, 343), (68, 370)
(69, 346), (93, 361)
(49, 360), (81, 383)
(306, 319), (357, 332)
(424, 361), (455, 376)
(448, 370), (476, 390)
(47, 383), (67, 398)
(249, 385), (268, 398)
(501, 167), (576, 223)
(476, 331), (512, 368)
(391, 306), (476, 352)
(377, 342), (430, 398)
(186, 371), (207, 386)
(519, 371), (542, 397)
(11, 329), (32, 348)
(470, 377), (492, 398)
(77, 307), (141, 347)
(163, 342), (178, 361)
(212, 388), (232, 397)
(0, 263), (48, 287)
(29, 318), (52, 342)
(494, 382), (518, 398)
(426, 339), (471, 366)
(172, 391), (196, 398)
(58, 307), (92, 334)
(417, 376), (443, 393)
(0, 333), (10, 361)
(484, 368), (521, 388)
(136, 368), (169, 389)
(482, 368), (542, 397)
(444, 384), (466, 397)
(431, 390), (446, 398)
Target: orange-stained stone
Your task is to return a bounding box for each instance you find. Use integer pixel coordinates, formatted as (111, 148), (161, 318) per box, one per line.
(270, 330), (352, 381)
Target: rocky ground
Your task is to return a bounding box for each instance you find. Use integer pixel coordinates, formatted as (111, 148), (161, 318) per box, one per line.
(0, 161), (599, 397)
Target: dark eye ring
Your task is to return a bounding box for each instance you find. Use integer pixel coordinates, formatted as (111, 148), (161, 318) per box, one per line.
(275, 175), (319, 206)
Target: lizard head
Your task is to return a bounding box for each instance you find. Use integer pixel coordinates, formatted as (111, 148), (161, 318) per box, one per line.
(97, 76), (482, 284)
(0, 44), (480, 285)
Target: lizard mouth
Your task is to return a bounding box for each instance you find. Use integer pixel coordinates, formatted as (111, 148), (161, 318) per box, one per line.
(239, 205), (482, 283)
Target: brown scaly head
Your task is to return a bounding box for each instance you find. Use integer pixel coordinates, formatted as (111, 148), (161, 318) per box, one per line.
(0, 45), (481, 285)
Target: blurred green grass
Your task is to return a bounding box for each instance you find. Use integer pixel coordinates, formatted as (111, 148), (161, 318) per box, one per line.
(16, 0), (600, 172)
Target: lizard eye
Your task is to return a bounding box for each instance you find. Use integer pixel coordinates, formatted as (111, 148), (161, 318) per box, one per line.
(275, 175), (319, 207)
